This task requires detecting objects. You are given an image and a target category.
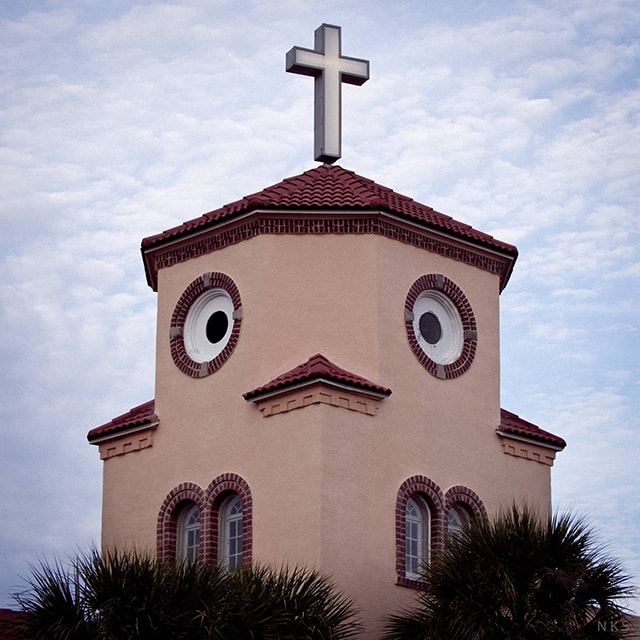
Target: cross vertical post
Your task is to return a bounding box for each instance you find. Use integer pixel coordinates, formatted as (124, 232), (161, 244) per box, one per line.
(286, 24), (369, 164)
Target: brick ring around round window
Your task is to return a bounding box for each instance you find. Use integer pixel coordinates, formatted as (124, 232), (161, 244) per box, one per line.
(170, 273), (242, 378)
(404, 274), (477, 379)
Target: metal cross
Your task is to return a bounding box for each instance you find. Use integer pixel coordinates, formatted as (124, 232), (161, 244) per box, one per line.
(286, 24), (369, 164)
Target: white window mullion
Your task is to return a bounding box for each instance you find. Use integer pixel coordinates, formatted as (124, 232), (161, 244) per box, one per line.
(406, 496), (430, 579)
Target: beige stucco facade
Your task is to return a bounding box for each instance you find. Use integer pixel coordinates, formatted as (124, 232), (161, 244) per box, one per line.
(91, 168), (564, 636)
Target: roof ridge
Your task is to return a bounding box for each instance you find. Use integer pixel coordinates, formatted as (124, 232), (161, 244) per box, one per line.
(141, 164), (518, 290)
(143, 165), (464, 241)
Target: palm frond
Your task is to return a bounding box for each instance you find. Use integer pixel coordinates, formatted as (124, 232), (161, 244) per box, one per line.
(14, 555), (97, 640)
(16, 551), (362, 640)
(384, 504), (636, 640)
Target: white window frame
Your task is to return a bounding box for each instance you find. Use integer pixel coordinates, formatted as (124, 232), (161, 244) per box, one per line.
(219, 494), (243, 569)
(178, 503), (200, 562)
(447, 502), (470, 538)
(405, 495), (430, 579)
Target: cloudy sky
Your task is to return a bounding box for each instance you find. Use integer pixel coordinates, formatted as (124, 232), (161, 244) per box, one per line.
(1, 0), (638, 612)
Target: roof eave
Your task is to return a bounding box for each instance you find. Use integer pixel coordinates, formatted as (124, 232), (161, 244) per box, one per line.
(141, 206), (518, 292)
(496, 428), (566, 452)
(244, 376), (392, 403)
(87, 419), (159, 445)
(378, 209), (518, 290)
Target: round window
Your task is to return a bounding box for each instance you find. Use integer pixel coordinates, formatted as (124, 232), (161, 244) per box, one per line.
(170, 273), (242, 377)
(405, 274), (477, 379)
(183, 289), (234, 363)
(412, 290), (463, 365)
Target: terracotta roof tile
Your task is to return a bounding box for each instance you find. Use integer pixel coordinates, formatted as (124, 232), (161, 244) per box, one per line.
(499, 408), (566, 449)
(243, 353), (392, 401)
(0, 609), (26, 640)
(141, 164), (517, 257)
(87, 400), (158, 443)
(86, 397), (564, 452)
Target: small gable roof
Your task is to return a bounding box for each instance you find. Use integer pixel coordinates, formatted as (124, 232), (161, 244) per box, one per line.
(499, 408), (566, 449)
(243, 353), (392, 401)
(86, 398), (565, 451)
(87, 400), (158, 443)
(141, 164), (518, 290)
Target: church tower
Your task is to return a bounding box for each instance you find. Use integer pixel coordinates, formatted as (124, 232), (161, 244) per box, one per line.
(87, 24), (565, 636)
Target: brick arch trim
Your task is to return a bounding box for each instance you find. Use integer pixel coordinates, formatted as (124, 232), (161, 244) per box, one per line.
(404, 274), (477, 379)
(396, 475), (445, 587)
(157, 482), (206, 561)
(444, 485), (487, 534)
(204, 473), (253, 566)
(170, 272), (242, 378)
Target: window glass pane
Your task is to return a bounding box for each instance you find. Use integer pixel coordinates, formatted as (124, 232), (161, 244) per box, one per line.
(179, 504), (200, 562)
(448, 503), (469, 537)
(221, 495), (243, 569)
(405, 496), (429, 578)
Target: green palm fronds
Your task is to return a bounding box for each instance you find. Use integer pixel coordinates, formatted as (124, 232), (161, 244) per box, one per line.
(384, 504), (636, 640)
(15, 551), (361, 640)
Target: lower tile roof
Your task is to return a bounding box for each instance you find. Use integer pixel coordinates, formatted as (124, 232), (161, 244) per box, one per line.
(87, 399), (158, 443)
(86, 395), (565, 450)
(0, 609), (26, 640)
(499, 408), (566, 449)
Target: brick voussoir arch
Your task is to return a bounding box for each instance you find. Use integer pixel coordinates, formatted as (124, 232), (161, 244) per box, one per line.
(204, 473), (253, 566)
(444, 485), (487, 520)
(396, 475), (445, 587)
(157, 482), (206, 561)
(170, 272), (242, 378)
(404, 274), (477, 380)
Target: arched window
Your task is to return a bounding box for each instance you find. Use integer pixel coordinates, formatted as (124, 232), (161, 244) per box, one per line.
(396, 475), (445, 587)
(219, 494), (243, 569)
(157, 483), (205, 562)
(206, 473), (252, 567)
(160, 474), (252, 565)
(444, 486), (486, 540)
(178, 503), (201, 562)
(405, 496), (430, 579)
(447, 502), (470, 538)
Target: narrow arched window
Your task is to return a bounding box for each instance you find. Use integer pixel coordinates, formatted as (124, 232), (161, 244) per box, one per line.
(219, 494), (243, 569)
(405, 496), (430, 579)
(447, 502), (470, 538)
(178, 503), (200, 562)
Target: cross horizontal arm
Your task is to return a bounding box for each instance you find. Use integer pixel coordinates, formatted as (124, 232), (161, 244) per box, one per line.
(338, 57), (370, 85)
(286, 47), (324, 76)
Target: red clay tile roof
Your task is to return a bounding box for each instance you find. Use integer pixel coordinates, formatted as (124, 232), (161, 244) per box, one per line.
(0, 609), (26, 640)
(87, 400), (158, 443)
(499, 408), (566, 449)
(243, 353), (392, 401)
(141, 164), (517, 258)
(86, 397), (564, 451)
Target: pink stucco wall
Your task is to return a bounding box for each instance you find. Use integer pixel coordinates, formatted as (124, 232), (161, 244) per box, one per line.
(99, 230), (555, 636)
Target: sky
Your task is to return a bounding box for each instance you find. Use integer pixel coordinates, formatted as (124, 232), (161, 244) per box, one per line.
(1, 0), (638, 613)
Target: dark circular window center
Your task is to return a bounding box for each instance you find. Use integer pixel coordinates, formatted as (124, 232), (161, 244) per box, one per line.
(419, 312), (442, 345)
(206, 311), (229, 344)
